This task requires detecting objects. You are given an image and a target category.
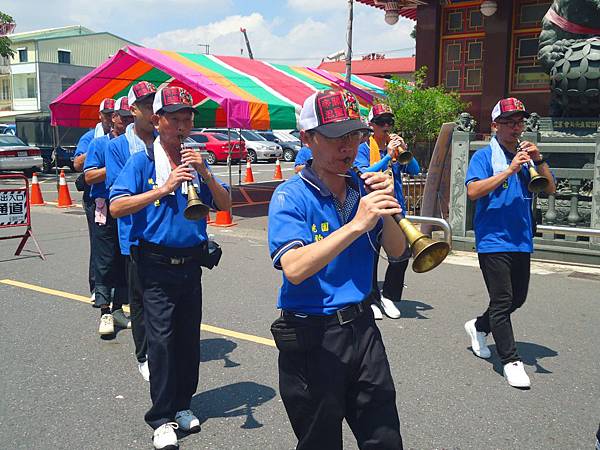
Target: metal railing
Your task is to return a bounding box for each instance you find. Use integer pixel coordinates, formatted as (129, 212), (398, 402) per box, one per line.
(406, 215), (453, 248)
(402, 173), (427, 216)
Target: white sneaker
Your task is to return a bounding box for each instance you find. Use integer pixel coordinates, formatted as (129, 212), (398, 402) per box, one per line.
(90, 292), (95, 304)
(379, 295), (401, 319)
(138, 360), (150, 382)
(464, 319), (491, 359)
(98, 314), (114, 335)
(503, 361), (531, 388)
(153, 422), (179, 449)
(371, 303), (383, 320)
(175, 409), (201, 433)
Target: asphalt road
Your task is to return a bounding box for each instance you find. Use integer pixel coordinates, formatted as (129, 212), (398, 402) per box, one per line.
(0, 166), (599, 449)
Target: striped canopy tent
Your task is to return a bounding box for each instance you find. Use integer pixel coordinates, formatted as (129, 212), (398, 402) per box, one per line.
(50, 46), (389, 131)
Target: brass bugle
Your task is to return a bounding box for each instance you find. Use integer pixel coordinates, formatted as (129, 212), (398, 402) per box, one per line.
(517, 140), (549, 193)
(388, 133), (413, 165)
(180, 137), (210, 221)
(352, 166), (450, 273)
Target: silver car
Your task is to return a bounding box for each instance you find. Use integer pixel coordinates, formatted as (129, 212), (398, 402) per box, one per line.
(0, 135), (43, 177)
(201, 128), (282, 163)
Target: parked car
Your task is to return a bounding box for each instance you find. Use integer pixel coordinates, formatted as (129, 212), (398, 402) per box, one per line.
(15, 114), (86, 173)
(200, 128), (282, 163)
(256, 131), (301, 162)
(189, 132), (247, 165)
(0, 135), (43, 177)
(0, 124), (16, 135)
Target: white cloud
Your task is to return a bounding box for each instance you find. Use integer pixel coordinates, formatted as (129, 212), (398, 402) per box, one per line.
(141, 7), (415, 67)
(286, 0), (345, 13)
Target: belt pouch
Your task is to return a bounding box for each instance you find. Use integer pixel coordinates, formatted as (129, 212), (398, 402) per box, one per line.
(270, 316), (323, 353)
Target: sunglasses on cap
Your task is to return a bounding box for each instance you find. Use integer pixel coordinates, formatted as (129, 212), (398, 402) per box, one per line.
(372, 117), (395, 127)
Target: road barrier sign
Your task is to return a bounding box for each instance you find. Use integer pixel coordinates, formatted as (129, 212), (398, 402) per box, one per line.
(0, 174), (45, 260)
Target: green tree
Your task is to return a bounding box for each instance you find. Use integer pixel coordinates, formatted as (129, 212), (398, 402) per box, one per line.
(385, 66), (469, 144)
(0, 12), (15, 58)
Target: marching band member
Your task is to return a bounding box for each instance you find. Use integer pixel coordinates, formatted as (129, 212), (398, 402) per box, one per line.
(73, 98), (114, 303)
(84, 97), (133, 336)
(106, 81), (158, 381)
(355, 104), (420, 320)
(464, 98), (555, 388)
(268, 90), (407, 449)
(110, 86), (230, 450)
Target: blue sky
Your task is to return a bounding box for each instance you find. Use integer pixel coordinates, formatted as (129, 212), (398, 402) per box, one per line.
(3, 0), (415, 66)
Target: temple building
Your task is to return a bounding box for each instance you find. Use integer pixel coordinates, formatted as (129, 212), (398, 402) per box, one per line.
(358, 1), (554, 131)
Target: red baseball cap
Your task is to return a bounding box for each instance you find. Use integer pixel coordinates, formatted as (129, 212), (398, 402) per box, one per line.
(298, 90), (369, 138)
(491, 98), (530, 122)
(153, 86), (195, 114)
(128, 81), (157, 106)
(99, 98), (115, 113)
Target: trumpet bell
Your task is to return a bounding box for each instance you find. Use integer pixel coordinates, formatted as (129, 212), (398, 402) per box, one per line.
(398, 217), (450, 273)
(528, 173), (549, 193)
(184, 184), (210, 220)
(395, 149), (413, 165)
(410, 236), (451, 273)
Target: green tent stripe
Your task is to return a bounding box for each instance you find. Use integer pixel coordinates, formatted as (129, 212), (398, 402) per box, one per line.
(272, 64), (331, 91)
(111, 67), (173, 100)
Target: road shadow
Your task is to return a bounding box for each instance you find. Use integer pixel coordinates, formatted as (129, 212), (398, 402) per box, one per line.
(484, 341), (558, 376)
(200, 338), (240, 368)
(190, 381), (277, 429)
(396, 299), (434, 319)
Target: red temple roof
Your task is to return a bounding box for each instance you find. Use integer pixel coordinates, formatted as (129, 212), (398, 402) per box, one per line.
(317, 57), (415, 77)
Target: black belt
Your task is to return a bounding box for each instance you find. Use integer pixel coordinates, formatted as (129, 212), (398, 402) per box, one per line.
(282, 299), (370, 326)
(138, 240), (204, 266)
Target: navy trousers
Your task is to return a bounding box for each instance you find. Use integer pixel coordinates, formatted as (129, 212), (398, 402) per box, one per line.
(138, 249), (202, 429)
(92, 203), (127, 310)
(126, 253), (147, 363)
(278, 310), (403, 450)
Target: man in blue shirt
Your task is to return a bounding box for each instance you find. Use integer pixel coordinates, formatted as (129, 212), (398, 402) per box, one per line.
(73, 98), (115, 301)
(106, 81), (158, 382)
(293, 145), (312, 173)
(268, 89), (407, 449)
(355, 104), (420, 320)
(464, 98), (555, 389)
(110, 86), (231, 450)
(85, 97), (133, 336)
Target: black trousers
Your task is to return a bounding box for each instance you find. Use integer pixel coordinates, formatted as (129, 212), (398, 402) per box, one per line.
(278, 310), (403, 450)
(126, 253), (147, 363)
(371, 243), (410, 302)
(475, 252), (530, 365)
(83, 197), (96, 294)
(139, 248), (202, 430)
(91, 204), (127, 310)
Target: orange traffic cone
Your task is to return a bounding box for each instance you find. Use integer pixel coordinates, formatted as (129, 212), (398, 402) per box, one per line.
(273, 159), (283, 180)
(210, 210), (237, 227)
(30, 172), (45, 206)
(244, 158), (255, 183)
(57, 170), (74, 208)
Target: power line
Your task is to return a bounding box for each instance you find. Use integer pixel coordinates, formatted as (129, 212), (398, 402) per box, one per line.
(257, 46), (415, 62)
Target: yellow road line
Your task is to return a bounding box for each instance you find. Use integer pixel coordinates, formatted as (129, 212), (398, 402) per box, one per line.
(0, 278), (276, 347)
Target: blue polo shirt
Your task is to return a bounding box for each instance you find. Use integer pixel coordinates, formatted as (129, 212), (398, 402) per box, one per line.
(293, 146), (312, 167)
(74, 129), (94, 158)
(268, 163), (382, 315)
(465, 144), (534, 253)
(109, 145), (229, 249)
(74, 129), (95, 203)
(355, 141), (420, 211)
(83, 134), (115, 200)
(106, 132), (152, 256)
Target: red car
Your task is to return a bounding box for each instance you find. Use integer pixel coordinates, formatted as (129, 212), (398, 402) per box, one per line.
(189, 132), (247, 165)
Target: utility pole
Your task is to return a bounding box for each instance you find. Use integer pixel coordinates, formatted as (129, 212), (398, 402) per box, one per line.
(345, 0), (353, 84)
